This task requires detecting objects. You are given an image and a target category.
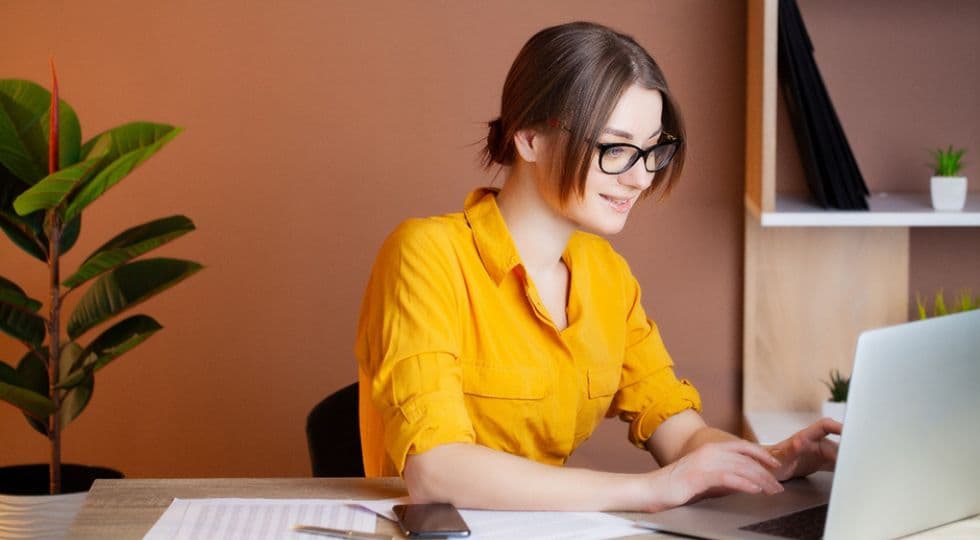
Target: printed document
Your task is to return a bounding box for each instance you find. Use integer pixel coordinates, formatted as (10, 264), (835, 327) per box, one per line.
(357, 497), (644, 540)
(143, 498), (376, 540)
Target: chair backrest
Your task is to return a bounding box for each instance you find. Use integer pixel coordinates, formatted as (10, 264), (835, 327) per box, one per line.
(305, 382), (365, 477)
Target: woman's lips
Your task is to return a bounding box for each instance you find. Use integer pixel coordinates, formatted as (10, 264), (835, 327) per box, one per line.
(600, 193), (635, 213)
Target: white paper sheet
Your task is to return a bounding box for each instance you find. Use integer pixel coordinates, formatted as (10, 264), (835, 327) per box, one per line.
(356, 497), (644, 540)
(143, 498), (377, 540)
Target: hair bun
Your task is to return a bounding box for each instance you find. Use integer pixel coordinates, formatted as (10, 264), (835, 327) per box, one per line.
(485, 118), (505, 165)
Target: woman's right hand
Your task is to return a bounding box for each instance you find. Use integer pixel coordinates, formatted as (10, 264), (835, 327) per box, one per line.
(651, 440), (785, 509)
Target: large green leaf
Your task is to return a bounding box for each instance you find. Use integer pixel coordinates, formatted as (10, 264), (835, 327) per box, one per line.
(67, 257), (201, 339)
(1, 166), (47, 261)
(57, 342), (92, 429)
(64, 123), (182, 223)
(0, 211), (47, 261)
(0, 277), (47, 346)
(60, 315), (161, 389)
(0, 79), (82, 186)
(0, 359), (55, 420)
(63, 215), (195, 289)
(60, 213), (81, 255)
(0, 208), (77, 262)
(17, 348), (50, 435)
(2, 158), (80, 259)
(0, 275), (42, 311)
(12, 155), (106, 216)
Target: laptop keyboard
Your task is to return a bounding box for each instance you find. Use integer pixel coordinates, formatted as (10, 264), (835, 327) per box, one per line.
(738, 503), (828, 540)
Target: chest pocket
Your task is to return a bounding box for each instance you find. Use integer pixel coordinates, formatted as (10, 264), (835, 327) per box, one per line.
(462, 362), (548, 400)
(587, 366), (621, 399)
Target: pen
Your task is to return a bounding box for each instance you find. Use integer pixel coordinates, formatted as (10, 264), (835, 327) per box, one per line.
(293, 524), (392, 540)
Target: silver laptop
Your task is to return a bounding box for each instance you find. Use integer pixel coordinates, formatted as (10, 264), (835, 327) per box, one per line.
(637, 309), (980, 540)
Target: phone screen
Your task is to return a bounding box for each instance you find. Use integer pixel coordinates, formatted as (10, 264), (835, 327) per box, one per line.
(393, 503), (471, 538)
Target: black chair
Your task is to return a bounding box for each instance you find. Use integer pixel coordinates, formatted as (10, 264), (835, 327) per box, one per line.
(305, 382), (365, 477)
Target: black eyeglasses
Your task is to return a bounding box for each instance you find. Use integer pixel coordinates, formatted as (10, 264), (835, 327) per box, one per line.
(595, 134), (682, 175)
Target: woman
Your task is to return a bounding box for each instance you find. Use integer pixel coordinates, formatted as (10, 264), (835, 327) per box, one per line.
(355, 21), (839, 512)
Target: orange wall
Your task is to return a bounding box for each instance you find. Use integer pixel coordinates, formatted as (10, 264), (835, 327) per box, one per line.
(2, 1), (976, 479)
(1, 1), (747, 476)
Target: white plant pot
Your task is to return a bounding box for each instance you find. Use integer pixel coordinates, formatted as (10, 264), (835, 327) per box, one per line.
(821, 400), (846, 424)
(821, 401), (846, 442)
(930, 176), (967, 211)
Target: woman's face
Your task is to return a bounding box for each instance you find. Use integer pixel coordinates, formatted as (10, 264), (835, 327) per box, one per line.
(545, 84), (665, 236)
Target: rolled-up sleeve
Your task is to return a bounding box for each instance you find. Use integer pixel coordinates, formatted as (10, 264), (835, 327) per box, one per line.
(357, 220), (475, 475)
(609, 271), (702, 449)
(376, 351), (476, 474)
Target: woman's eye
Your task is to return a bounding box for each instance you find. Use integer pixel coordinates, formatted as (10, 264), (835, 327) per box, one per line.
(606, 147), (625, 157)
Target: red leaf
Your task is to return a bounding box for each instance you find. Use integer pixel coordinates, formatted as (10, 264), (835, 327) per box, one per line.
(49, 58), (60, 174)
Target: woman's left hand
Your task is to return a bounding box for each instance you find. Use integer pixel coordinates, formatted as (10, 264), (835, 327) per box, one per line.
(766, 418), (842, 482)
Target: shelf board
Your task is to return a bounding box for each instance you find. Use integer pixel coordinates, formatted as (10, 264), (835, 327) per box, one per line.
(759, 192), (980, 227)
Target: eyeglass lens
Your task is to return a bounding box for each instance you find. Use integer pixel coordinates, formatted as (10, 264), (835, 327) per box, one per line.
(600, 142), (677, 174)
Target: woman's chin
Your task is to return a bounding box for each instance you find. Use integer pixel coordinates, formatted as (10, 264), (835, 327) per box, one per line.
(577, 217), (628, 236)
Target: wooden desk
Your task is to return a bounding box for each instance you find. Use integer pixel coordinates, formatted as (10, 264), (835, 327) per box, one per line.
(67, 477), (980, 539)
(66, 477), (669, 539)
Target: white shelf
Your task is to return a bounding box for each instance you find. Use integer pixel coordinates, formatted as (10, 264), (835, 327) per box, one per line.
(760, 192), (980, 227)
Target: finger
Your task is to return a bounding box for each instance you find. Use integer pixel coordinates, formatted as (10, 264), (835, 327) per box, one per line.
(719, 472), (764, 495)
(727, 441), (782, 468)
(719, 452), (783, 494)
(819, 417), (843, 435)
(819, 438), (839, 468)
(799, 418), (843, 441)
(767, 441), (792, 462)
(728, 454), (784, 494)
(791, 434), (804, 453)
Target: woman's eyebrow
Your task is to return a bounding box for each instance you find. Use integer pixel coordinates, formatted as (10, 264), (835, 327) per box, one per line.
(601, 127), (663, 140)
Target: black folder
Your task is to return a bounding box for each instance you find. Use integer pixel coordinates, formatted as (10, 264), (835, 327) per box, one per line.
(777, 0), (869, 210)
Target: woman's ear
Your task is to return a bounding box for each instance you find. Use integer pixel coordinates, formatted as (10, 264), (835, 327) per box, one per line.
(513, 128), (546, 164)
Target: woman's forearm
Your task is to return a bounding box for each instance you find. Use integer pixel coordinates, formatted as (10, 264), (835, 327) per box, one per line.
(403, 443), (669, 512)
(677, 426), (742, 457)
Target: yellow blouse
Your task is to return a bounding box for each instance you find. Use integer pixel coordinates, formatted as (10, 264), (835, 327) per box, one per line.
(355, 188), (701, 477)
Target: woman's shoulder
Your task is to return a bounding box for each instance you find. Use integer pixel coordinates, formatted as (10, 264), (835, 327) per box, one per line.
(382, 212), (468, 255)
(568, 231), (629, 269)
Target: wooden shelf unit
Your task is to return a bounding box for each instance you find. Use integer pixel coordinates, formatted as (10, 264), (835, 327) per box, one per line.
(742, 0), (929, 438)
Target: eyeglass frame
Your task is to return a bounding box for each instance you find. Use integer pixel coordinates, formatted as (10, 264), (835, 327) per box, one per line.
(594, 133), (683, 175)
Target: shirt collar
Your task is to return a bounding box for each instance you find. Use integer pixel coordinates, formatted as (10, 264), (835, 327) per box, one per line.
(463, 187), (523, 285)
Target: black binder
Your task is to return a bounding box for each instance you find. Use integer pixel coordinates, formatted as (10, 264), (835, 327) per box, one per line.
(778, 0), (869, 210)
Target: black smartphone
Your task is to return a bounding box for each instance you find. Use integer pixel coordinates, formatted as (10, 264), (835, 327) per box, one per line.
(393, 503), (471, 538)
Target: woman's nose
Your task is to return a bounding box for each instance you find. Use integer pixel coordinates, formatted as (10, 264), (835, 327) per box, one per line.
(618, 159), (653, 190)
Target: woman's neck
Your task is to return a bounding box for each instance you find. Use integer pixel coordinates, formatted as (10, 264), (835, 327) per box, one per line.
(495, 163), (575, 275)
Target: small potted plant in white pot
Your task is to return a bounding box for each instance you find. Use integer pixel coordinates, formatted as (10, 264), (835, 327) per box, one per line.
(929, 145), (967, 211)
(821, 369), (849, 426)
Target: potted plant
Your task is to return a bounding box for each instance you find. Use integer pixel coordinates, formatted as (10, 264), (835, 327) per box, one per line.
(0, 66), (201, 535)
(929, 145), (968, 211)
(820, 369), (849, 425)
(916, 289), (978, 319)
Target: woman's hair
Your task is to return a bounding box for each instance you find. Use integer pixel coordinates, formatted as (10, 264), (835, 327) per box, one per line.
(483, 21), (686, 202)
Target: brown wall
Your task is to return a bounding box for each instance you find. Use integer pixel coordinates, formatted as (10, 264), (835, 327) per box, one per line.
(1, 1), (746, 476)
(2, 1), (974, 479)
(793, 0), (980, 316)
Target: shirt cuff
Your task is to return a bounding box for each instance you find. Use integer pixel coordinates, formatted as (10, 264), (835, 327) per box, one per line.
(627, 378), (702, 448)
(383, 391), (476, 475)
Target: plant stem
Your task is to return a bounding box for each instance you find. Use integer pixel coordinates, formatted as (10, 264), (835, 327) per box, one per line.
(47, 213), (62, 495)
(47, 58), (62, 495)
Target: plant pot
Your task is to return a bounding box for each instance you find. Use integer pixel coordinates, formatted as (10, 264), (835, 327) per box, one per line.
(821, 400), (846, 424)
(930, 176), (967, 211)
(0, 464), (122, 540)
(821, 400), (846, 443)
